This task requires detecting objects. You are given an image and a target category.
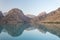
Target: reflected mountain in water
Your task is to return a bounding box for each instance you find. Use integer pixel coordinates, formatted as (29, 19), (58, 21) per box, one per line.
(0, 8), (31, 37)
(0, 11), (4, 33)
(42, 24), (60, 37)
(0, 23), (60, 38)
(0, 23), (31, 37)
(0, 8), (60, 38)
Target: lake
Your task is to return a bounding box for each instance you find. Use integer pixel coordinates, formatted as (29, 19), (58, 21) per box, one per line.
(0, 29), (60, 40)
(0, 23), (60, 40)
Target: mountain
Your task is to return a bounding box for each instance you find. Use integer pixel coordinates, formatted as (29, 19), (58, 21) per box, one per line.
(40, 8), (60, 22)
(37, 12), (47, 21)
(39, 8), (60, 37)
(0, 8), (60, 37)
(0, 8), (31, 36)
(1, 8), (30, 24)
(30, 12), (47, 25)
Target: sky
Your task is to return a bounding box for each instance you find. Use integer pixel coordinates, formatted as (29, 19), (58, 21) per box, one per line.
(0, 0), (60, 15)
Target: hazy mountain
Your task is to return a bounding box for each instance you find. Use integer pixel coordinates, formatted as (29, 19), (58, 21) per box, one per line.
(26, 14), (36, 18)
(30, 12), (47, 26)
(3, 12), (8, 16)
(37, 12), (47, 21)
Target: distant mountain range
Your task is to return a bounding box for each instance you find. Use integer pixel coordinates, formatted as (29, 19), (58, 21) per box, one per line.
(0, 7), (60, 27)
(0, 8), (60, 24)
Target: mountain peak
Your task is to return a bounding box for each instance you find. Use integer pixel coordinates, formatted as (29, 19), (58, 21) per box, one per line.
(1, 8), (30, 24)
(9, 8), (22, 12)
(7, 8), (24, 16)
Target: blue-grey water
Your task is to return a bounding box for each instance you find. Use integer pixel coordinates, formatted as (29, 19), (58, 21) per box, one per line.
(0, 23), (60, 40)
(0, 29), (60, 40)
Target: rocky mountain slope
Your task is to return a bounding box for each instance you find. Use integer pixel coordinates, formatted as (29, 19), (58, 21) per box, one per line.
(1, 8), (30, 24)
(40, 8), (60, 22)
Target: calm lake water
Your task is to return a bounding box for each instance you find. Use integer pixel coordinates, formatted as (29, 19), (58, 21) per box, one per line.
(0, 29), (60, 40)
(0, 23), (60, 40)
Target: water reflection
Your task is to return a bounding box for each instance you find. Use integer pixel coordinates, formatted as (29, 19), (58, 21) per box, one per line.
(0, 25), (3, 33)
(0, 22), (31, 37)
(0, 23), (60, 38)
(43, 24), (60, 37)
